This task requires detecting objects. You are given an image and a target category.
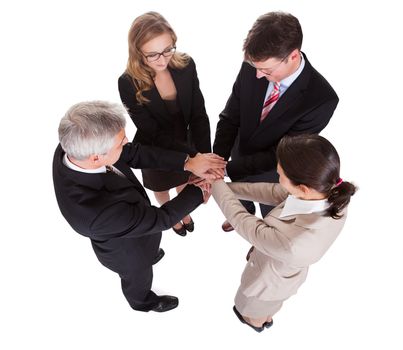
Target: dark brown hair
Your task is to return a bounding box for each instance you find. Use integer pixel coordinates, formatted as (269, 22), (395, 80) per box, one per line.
(276, 134), (357, 219)
(243, 12), (303, 61)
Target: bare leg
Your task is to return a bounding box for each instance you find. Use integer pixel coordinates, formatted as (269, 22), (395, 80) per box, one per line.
(154, 190), (182, 229)
(176, 184), (192, 224)
(153, 190), (170, 205)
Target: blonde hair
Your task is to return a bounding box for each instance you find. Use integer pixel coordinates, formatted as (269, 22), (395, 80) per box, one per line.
(126, 12), (189, 104)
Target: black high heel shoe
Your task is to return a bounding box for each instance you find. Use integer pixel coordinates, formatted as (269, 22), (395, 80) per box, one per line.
(232, 306), (265, 332)
(172, 224), (187, 236)
(263, 320), (273, 328)
(183, 217), (194, 232)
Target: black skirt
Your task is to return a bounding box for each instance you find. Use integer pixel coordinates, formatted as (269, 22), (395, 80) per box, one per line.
(142, 98), (191, 192)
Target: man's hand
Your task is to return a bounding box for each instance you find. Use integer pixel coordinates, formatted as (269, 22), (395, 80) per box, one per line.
(185, 153), (227, 180)
(188, 174), (213, 203)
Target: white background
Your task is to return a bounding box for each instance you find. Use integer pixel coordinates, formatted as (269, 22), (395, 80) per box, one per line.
(1, 0), (402, 349)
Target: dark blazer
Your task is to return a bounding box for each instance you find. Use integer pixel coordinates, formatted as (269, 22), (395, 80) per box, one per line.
(53, 142), (203, 275)
(213, 53), (339, 181)
(118, 57), (211, 157)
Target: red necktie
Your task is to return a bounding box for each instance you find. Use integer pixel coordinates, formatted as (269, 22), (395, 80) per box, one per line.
(260, 82), (280, 122)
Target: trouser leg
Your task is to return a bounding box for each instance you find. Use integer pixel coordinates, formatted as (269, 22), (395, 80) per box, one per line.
(120, 265), (159, 311)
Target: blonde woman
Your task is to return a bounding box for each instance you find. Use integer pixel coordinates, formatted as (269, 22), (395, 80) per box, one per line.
(119, 12), (211, 236)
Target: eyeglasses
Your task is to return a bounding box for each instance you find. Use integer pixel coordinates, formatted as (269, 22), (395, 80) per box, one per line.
(248, 54), (289, 76)
(143, 46), (176, 63)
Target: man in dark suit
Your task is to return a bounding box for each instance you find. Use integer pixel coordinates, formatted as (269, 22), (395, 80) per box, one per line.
(213, 12), (339, 231)
(53, 101), (226, 312)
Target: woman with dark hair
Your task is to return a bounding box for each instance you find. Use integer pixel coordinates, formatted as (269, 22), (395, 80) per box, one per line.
(211, 134), (356, 332)
(118, 12), (211, 236)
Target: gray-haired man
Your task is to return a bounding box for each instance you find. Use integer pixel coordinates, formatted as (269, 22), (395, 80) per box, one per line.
(53, 101), (226, 312)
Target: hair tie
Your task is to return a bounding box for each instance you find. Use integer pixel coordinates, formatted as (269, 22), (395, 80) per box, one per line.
(335, 178), (343, 187)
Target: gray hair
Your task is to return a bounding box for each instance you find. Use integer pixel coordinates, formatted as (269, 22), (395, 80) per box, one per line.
(58, 101), (127, 160)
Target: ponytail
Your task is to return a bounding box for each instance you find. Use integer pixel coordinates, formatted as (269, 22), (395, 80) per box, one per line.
(327, 181), (357, 219)
(276, 134), (358, 220)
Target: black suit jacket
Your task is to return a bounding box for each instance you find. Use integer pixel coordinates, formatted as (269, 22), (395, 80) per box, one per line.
(213, 53), (339, 181)
(118, 57), (211, 157)
(53, 143), (203, 273)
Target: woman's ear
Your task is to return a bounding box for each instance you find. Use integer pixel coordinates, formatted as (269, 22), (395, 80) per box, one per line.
(298, 184), (310, 195)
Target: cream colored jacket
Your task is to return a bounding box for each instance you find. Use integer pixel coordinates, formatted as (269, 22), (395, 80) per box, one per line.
(212, 181), (347, 301)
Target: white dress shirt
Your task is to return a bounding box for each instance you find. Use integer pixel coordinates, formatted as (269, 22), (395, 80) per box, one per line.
(263, 54), (306, 102)
(279, 194), (330, 218)
(63, 154), (125, 177)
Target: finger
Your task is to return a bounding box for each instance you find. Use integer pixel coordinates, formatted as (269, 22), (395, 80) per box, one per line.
(204, 153), (225, 160)
(188, 176), (203, 185)
(195, 180), (207, 187)
(208, 168), (225, 177)
(207, 160), (227, 168)
(200, 173), (216, 180)
(203, 191), (212, 203)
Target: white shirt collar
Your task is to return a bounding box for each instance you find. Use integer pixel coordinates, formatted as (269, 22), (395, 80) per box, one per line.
(63, 153), (106, 174)
(279, 194), (329, 218)
(280, 53), (305, 90)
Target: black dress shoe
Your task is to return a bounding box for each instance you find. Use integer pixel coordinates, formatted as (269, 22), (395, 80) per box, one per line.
(152, 248), (165, 265)
(173, 224), (187, 236)
(150, 295), (179, 312)
(183, 217), (194, 232)
(232, 306), (265, 332)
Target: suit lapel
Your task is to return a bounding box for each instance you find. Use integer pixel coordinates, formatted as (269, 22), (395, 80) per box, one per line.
(142, 66), (189, 125)
(252, 53), (313, 137)
(170, 66), (190, 124)
(55, 145), (150, 201)
(259, 83), (304, 125)
(142, 86), (172, 124)
(110, 162), (150, 200)
(241, 75), (269, 140)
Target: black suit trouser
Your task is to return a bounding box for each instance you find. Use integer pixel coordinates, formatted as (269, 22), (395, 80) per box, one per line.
(91, 234), (161, 311)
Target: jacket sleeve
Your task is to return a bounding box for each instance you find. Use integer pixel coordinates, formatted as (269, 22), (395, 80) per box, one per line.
(90, 184), (203, 240)
(212, 66), (242, 160)
(187, 59), (211, 153)
(227, 182), (289, 205)
(212, 181), (294, 264)
(226, 145), (277, 181)
(288, 97), (338, 135)
(118, 74), (196, 154)
(120, 142), (188, 171)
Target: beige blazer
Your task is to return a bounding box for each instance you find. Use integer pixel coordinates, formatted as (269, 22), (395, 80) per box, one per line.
(212, 181), (347, 301)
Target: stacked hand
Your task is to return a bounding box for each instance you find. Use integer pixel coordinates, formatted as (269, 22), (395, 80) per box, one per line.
(188, 174), (223, 203)
(185, 153), (226, 203)
(184, 153), (226, 181)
